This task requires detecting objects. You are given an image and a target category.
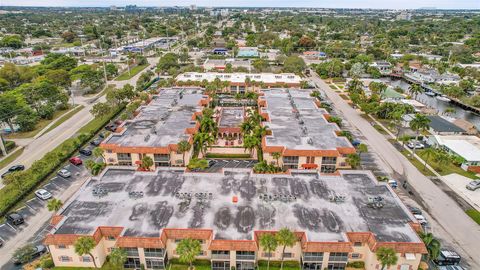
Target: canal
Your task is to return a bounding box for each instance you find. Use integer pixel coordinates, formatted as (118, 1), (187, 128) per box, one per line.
(382, 78), (480, 130)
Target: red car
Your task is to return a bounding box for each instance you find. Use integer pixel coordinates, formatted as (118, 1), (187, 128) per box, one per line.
(69, 157), (83, 166)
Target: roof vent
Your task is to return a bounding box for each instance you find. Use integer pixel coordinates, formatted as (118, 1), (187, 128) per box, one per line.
(307, 137), (313, 145)
(144, 134), (150, 142)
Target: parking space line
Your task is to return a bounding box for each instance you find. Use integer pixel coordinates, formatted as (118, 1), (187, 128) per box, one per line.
(27, 198), (37, 203)
(6, 222), (17, 231)
(49, 180), (61, 188)
(0, 236), (5, 242)
(25, 203), (36, 211)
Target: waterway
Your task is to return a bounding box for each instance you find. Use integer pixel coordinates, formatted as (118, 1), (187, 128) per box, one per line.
(381, 78), (480, 130)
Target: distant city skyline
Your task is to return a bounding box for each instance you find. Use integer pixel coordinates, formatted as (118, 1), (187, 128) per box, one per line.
(0, 0), (479, 9)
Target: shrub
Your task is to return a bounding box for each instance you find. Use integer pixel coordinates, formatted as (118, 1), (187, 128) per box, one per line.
(347, 261), (365, 268)
(0, 105), (124, 217)
(257, 260), (300, 268)
(5, 140), (16, 152)
(41, 258), (55, 268)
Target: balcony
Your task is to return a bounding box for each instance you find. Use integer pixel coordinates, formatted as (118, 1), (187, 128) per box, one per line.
(303, 256), (324, 262)
(212, 254), (231, 260)
(236, 254), (256, 261)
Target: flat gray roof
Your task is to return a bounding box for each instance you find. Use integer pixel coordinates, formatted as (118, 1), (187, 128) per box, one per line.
(219, 107), (244, 128)
(105, 88), (204, 148)
(54, 168), (419, 243)
(261, 89), (352, 150)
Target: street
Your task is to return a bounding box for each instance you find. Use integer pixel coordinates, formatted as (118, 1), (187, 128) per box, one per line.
(310, 73), (480, 269)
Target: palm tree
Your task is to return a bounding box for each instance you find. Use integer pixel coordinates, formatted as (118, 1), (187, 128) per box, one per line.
(141, 155), (154, 171)
(346, 153), (361, 169)
(399, 134), (411, 148)
(433, 151), (452, 172)
(85, 159), (104, 176)
(409, 114), (430, 158)
(419, 232), (441, 261)
(194, 132), (214, 157)
(443, 107), (456, 116)
(376, 247), (398, 270)
(271, 152), (282, 167)
(259, 233), (278, 270)
(357, 143), (368, 160)
(177, 140), (191, 166)
(47, 198), (63, 213)
(409, 84), (423, 99)
(176, 238), (202, 270)
(92, 147), (105, 163)
(108, 248), (127, 269)
(74, 237), (98, 268)
(422, 148), (437, 172)
(275, 228), (297, 270)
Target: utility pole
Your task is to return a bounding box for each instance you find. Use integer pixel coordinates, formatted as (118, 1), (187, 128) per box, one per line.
(0, 135), (7, 156)
(98, 36), (108, 83)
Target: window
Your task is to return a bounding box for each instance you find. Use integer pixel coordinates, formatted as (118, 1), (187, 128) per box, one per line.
(303, 262), (322, 270)
(124, 257), (141, 269)
(144, 248), (165, 258)
(106, 236), (116, 241)
(263, 252), (273, 258)
(212, 261), (230, 270)
(57, 245), (67, 249)
(146, 259), (165, 269)
(353, 242), (362, 247)
(327, 263), (346, 270)
(59, 256), (71, 262)
(351, 253), (360, 259)
(80, 256), (92, 262)
(283, 156), (299, 170)
(306, 156), (315, 164)
(237, 251), (255, 260)
(321, 157), (337, 173)
(154, 154), (170, 167)
(328, 252), (348, 262)
(303, 252), (323, 261)
(117, 153), (132, 166)
(123, 247), (139, 257)
(283, 252), (293, 258)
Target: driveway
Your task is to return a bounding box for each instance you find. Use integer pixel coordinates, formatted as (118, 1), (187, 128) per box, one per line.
(310, 73), (480, 269)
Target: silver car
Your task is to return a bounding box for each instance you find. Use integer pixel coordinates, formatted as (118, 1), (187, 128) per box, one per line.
(35, 189), (52, 200)
(57, 169), (71, 178)
(466, 180), (480, 191)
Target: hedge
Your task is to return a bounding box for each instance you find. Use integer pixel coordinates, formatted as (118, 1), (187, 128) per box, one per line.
(257, 260), (300, 268)
(5, 140), (16, 152)
(0, 105), (124, 217)
(347, 261), (365, 268)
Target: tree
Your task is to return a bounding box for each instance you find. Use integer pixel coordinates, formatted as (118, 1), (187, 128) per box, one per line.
(259, 233), (278, 270)
(176, 238), (202, 270)
(252, 59), (269, 72)
(298, 36), (315, 48)
(422, 147), (436, 172)
(0, 35), (23, 49)
(357, 144), (368, 166)
(90, 102), (112, 118)
(399, 135), (410, 148)
(0, 91), (29, 132)
(177, 140), (191, 166)
(409, 84), (423, 99)
(409, 114), (430, 158)
(74, 237), (98, 268)
(349, 62), (364, 78)
(44, 69), (72, 88)
(141, 155), (154, 171)
(433, 151), (452, 171)
(157, 53), (179, 74)
(369, 82), (388, 96)
(376, 247), (398, 270)
(346, 153), (361, 169)
(12, 245), (37, 264)
(93, 147), (105, 163)
(105, 63), (119, 79)
(419, 232), (441, 261)
(275, 228), (297, 270)
(282, 56), (306, 74)
(85, 159), (104, 176)
(272, 152), (282, 166)
(61, 31), (77, 43)
(47, 198), (63, 213)
(108, 248), (128, 269)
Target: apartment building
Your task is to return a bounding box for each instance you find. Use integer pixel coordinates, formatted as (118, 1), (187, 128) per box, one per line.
(45, 168), (426, 270)
(259, 89), (355, 172)
(100, 88), (209, 169)
(175, 72), (302, 93)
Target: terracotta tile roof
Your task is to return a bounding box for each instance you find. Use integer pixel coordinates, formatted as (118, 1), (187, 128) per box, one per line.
(372, 242), (427, 254)
(44, 234), (84, 246)
(163, 228), (213, 240)
(303, 242), (353, 253)
(116, 236), (165, 248)
(346, 232), (374, 243)
(50, 215), (64, 226)
(209, 240), (257, 251)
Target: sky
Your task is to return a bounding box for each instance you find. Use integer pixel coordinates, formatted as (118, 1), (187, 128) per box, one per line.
(0, 0), (479, 9)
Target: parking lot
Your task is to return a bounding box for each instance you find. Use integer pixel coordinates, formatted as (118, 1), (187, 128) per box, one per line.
(204, 159), (257, 172)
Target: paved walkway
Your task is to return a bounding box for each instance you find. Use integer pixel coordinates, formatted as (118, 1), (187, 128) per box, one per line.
(310, 73), (480, 269)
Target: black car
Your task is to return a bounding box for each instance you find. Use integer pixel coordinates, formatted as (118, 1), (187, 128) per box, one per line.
(434, 250), (461, 266)
(407, 205), (422, 215)
(0, 239), (3, 248)
(79, 149), (92, 156)
(105, 124), (117, 132)
(90, 138), (102, 146)
(13, 245), (47, 265)
(1, 165), (25, 178)
(6, 212), (24, 226)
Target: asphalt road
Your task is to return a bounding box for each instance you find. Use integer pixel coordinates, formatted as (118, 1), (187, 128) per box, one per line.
(310, 73), (480, 268)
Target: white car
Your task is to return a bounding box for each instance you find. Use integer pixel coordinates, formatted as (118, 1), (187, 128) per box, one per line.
(466, 180), (480, 191)
(57, 169), (71, 178)
(35, 189), (52, 200)
(414, 214), (428, 225)
(407, 141), (425, 149)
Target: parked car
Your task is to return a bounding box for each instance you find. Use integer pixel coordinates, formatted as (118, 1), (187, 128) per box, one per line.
(105, 124), (117, 132)
(434, 250), (461, 266)
(407, 205), (422, 215)
(351, 139), (361, 147)
(1, 164), (25, 178)
(207, 160), (217, 168)
(0, 239), (3, 248)
(413, 214), (428, 225)
(57, 169), (71, 178)
(13, 245), (47, 265)
(466, 180), (480, 191)
(6, 212), (24, 226)
(35, 189), (52, 200)
(90, 138), (102, 146)
(69, 157), (83, 166)
(79, 149), (92, 156)
(388, 179), (398, 189)
(98, 132), (106, 138)
(407, 141), (425, 149)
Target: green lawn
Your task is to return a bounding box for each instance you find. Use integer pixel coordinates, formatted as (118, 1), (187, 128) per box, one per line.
(5, 108), (71, 139)
(115, 64), (149, 81)
(0, 147), (24, 170)
(40, 105), (85, 137)
(416, 150), (478, 179)
(399, 149), (436, 177)
(466, 209), (480, 225)
(206, 153), (252, 159)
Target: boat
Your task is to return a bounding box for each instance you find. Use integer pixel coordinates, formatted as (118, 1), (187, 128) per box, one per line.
(425, 92), (435, 97)
(436, 95), (451, 102)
